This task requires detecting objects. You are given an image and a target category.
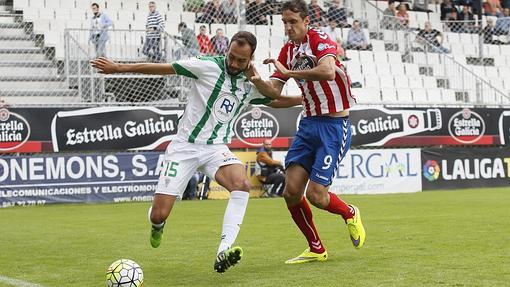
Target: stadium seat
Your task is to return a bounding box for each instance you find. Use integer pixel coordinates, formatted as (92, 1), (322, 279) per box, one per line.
(359, 50), (374, 63)
(441, 89), (456, 103)
(427, 89), (442, 102)
(462, 43), (477, 56)
(390, 62), (405, 76)
(373, 51), (387, 63)
(422, 76), (437, 89)
(376, 64), (391, 75)
(371, 40), (385, 52)
(352, 88), (381, 104)
(459, 33), (472, 44)
(346, 50), (360, 62)
(404, 63), (420, 77)
(387, 51), (402, 63)
(397, 88), (413, 102)
(408, 76), (423, 89)
(394, 76), (409, 88)
(381, 88), (398, 102)
(412, 89), (428, 103)
(362, 62), (377, 75)
(379, 74), (394, 88)
(364, 74), (380, 88)
(412, 52), (427, 65)
(492, 55), (506, 67)
(485, 66), (499, 78)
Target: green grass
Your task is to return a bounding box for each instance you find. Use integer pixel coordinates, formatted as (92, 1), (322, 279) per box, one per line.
(1, 187), (509, 287)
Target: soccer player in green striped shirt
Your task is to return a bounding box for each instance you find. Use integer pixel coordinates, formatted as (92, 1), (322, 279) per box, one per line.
(91, 31), (301, 273)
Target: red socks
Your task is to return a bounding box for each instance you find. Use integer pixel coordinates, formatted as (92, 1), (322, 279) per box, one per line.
(287, 197), (325, 254)
(325, 192), (354, 220)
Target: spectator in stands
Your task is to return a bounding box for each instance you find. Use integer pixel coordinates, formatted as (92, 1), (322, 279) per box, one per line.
(459, 5), (475, 21)
(256, 139), (285, 197)
(484, 0), (503, 16)
(211, 28), (230, 55)
(416, 21), (450, 53)
(327, 0), (349, 28)
(346, 19), (372, 50)
(445, 10), (463, 32)
(222, 0), (238, 23)
(174, 22), (200, 59)
(142, 1), (165, 62)
(308, 0), (326, 26)
(458, 5), (476, 33)
(381, 0), (398, 29)
(89, 3), (113, 58)
(495, 8), (510, 35)
(396, 3), (410, 28)
(482, 18), (504, 43)
(440, 0), (458, 20)
(197, 25), (214, 55)
(322, 18), (341, 42)
(246, 0), (271, 25)
(197, 0), (226, 23)
(413, 0), (432, 13)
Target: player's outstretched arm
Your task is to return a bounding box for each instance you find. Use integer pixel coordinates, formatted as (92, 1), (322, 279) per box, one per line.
(268, 95), (302, 108)
(90, 57), (175, 75)
(264, 56), (336, 81)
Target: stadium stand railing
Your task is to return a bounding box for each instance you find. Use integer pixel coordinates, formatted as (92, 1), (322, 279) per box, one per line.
(1, 0), (509, 107)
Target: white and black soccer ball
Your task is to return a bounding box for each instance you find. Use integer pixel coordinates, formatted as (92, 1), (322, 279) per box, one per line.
(105, 259), (144, 287)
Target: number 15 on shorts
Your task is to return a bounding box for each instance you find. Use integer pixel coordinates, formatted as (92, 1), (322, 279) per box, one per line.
(163, 161), (179, 177)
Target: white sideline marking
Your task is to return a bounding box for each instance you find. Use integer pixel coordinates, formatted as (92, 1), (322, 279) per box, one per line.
(0, 275), (46, 287)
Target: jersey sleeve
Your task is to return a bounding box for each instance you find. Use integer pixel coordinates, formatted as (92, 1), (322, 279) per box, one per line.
(309, 29), (337, 63)
(171, 56), (219, 79)
(247, 82), (273, 105)
(269, 46), (290, 83)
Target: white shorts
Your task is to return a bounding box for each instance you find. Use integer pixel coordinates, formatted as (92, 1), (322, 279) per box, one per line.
(155, 141), (243, 199)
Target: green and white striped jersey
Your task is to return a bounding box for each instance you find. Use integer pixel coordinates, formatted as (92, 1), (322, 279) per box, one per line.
(171, 56), (271, 144)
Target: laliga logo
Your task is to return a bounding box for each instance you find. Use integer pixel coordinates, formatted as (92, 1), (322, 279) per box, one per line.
(423, 160), (440, 181)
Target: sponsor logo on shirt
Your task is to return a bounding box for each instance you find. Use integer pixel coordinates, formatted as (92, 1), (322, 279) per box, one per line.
(317, 43), (335, 52)
(213, 93), (240, 124)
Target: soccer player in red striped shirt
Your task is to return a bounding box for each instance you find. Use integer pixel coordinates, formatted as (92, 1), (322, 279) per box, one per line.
(249, 0), (366, 264)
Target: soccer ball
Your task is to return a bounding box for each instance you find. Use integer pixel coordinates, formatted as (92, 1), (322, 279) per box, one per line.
(105, 259), (144, 287)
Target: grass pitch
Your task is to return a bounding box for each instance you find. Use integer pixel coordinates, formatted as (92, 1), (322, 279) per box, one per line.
(0, 187), (509, 287)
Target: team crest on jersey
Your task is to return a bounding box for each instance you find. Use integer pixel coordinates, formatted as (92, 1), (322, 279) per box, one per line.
(292, 54), (316, 71)
(213, 93), (240, 123)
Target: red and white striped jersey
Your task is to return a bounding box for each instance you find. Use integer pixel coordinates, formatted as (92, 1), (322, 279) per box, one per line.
(270, 28), (356, 117)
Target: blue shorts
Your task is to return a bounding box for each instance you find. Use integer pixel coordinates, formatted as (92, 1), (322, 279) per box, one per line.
(285, 116), (352, 186)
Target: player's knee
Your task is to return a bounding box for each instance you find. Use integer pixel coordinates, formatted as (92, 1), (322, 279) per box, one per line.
(231, 178), (251, 192)
(306, 190), (328, 208)
(282, 183), (301, 200)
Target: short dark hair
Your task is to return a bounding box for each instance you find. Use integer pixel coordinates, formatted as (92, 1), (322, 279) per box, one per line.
(388, 0), (395, 5)
(281, 0), (308, 18)
(230, 31), (257, 55)
(178, 22), (187, 29)
(91, 3), (99, 8)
